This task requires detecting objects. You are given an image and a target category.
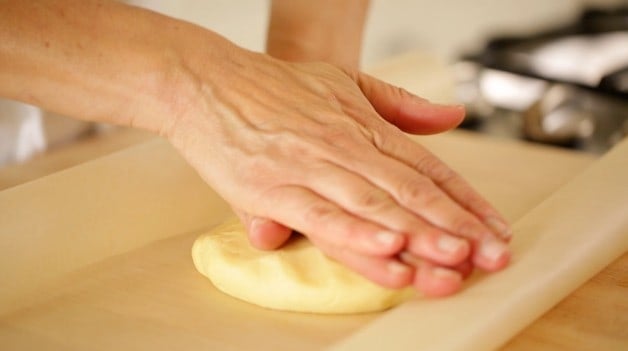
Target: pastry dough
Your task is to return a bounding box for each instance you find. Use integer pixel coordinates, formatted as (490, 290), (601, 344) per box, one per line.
(192, 218), (413, 314)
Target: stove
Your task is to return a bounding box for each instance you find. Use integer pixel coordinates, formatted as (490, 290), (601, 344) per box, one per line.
(454, 6), (628, 154)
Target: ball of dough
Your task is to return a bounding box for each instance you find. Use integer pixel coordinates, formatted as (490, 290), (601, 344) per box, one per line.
(192, 218), (413, 314)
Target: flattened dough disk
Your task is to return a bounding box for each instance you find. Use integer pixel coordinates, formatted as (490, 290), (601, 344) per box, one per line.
(192, 218), (412, 314)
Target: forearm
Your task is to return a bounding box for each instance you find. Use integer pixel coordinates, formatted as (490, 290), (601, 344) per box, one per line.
(266, 0), (369, 68)
(0, 0), (235, 134)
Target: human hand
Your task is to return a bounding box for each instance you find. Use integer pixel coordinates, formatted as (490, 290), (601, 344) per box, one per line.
(167, 50), (511, 297)
(0, 0), (509, 297)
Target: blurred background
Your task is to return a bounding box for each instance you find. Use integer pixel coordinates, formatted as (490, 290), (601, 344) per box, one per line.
(128, 0), (624, 64)
(1, 0), (626, 168)
(129, 0), (628, 154)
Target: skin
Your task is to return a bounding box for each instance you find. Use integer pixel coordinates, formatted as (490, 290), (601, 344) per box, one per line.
(245, 0), (509, 295)
(238, 0), (373, 260)
(0, 0), (512, 297)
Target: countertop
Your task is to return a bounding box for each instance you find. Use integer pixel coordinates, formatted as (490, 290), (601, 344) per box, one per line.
(0, 52), (625, 350)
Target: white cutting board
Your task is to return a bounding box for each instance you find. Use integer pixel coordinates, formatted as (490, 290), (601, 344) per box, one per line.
(0, 52), (625, 350)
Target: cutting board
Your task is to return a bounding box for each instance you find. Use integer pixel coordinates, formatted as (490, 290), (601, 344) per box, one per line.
(1, 52), (626, 350)
(2, 129), (625, 350)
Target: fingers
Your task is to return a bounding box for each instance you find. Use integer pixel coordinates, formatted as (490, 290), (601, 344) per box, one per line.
(173, 54), (509, 297)
(376, 141), (512, 270)
(351, 70), (511, 240)
(472, 239), (511, 272)
(399, 252), (464, 297)
(258, 185), (406, 257)
(332, 71), (512, 270)
(251, 172), (484, 296)
(237, 193), (469, 295)
(413, 153), (513, 241)
(451, 258), (474, 279)
(303, 162), (470, 266)
(250, 217), (293, 250)
(354, 71), (465, 134)
(333, 147), (508, 271)
(234, 209), (293, 250)
(313, 237), (472, 296)
(314, 239), (414, 289)
(376, 131), (512, 241)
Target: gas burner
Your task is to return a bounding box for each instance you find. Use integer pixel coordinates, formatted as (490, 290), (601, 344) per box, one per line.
(454, 7), (628, 153)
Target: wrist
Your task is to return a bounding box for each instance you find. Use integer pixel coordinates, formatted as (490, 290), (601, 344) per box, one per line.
(266, 0), (369, 68)
(130, 20), (241, 137)
(155, 27), (267, 150)
(266, 25), (362, 69)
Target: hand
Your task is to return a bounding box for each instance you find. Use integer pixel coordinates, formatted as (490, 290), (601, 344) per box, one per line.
(0, 0), (508, 295)
(0, 0), (510, 297)
(168, 50), (511, 297)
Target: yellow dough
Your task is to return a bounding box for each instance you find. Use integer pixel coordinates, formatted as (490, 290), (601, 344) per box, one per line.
(192, 218), (413, 314)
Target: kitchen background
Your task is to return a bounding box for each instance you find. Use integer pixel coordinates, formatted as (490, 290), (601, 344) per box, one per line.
(1, 0), (625, 166)
(129, 0), (625, 65)
(130, 0), (628, 153)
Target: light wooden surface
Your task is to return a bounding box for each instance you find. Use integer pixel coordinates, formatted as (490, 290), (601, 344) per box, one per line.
(0, 51), (626, 350)
(0, 129), (625, 350)
(505, 254), (627, 350)
(0, 229), (375, 351)
(331, 137), (628, 351)
(0, 127), (153, 191)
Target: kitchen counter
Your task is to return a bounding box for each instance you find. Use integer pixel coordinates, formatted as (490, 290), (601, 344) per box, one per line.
(0, 53), (625, 350)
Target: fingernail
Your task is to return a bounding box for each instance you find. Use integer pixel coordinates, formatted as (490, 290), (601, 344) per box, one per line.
(437, 235), (468, 255)
(388, 261), (411, 275)
(486, 217), (512, 239)
(374, 230), (401, 248)
(249, 217), (263, 233)
(479, 239), (509, 263)
(434, 102), (465, 109)
(412, 95), (429, 104)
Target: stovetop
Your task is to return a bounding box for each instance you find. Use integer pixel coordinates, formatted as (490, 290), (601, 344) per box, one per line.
(454, 6), (628, 154)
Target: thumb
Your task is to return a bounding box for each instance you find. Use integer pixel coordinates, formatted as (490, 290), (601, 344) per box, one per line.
(355, 71), (465, 134)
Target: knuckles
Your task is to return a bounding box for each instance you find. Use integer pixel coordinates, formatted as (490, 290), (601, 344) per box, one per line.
(302, 201), (340, 227)
(396, 177), (440, 208)
(450, 217), (483, 241)
(414, 155), (458, 184)
(354, 188), (396, 214)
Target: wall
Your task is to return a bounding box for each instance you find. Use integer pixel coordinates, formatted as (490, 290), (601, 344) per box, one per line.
(129, 0), (626, 65)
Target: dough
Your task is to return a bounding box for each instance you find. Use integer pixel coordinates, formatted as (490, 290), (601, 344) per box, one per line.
(192, 218), (413, 314)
